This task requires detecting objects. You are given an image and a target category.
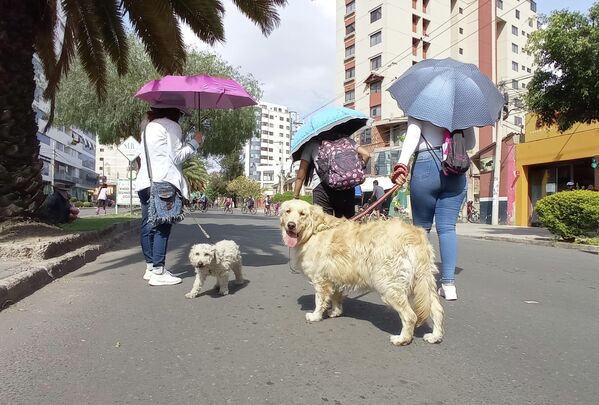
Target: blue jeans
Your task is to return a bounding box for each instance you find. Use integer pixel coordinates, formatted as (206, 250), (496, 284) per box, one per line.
(410, 149), (467, 284)
(138, 187), (172, 268)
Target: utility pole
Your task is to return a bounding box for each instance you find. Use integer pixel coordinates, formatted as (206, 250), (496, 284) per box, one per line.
(50, 148), (56, 186)
(491, 88), (508, 226)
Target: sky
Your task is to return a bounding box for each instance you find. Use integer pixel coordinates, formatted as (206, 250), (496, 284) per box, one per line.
(182, 0), (596, 120)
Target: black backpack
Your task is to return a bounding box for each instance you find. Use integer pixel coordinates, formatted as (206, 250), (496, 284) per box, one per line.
(442, 130), (471, 175)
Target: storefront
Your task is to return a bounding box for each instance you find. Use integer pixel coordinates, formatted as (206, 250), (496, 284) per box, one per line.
(515, 115), (599, 226)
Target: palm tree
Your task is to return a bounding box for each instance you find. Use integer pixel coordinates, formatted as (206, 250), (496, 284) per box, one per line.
(0, 0), (286, 220)
(184, 156), (209, 193)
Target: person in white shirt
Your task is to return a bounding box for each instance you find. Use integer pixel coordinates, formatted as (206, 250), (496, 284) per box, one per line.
(136, 105), (203, 286)
(96, 184), (108, 215)
(390, 117), (475, 301)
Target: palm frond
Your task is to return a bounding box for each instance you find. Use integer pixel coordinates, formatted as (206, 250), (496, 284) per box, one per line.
(122, 0), (185, 74)
(184, 156), (209, 192)
(231, 0), (287, 35)
(92, 0), (128, 75)
(169, 0), (225, 45)
(34, 0), (57, 82)
(75, 0), (108, 100)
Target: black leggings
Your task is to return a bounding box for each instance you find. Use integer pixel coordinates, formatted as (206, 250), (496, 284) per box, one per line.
(312, 183), (355, 219)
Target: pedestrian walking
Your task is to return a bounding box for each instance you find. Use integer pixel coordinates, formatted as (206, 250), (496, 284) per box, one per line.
(136, 104), (203, 286)
(387, 58), (505, 301)
(96, 183), (108, 215)
(368, 180), (385, 217)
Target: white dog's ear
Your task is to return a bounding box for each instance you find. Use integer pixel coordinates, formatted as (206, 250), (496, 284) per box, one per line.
(309, 204), (332, 233)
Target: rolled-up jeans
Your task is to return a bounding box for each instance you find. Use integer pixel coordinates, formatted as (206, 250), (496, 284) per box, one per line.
(138, 187), (172, 268)
(409, 149), (467, 284)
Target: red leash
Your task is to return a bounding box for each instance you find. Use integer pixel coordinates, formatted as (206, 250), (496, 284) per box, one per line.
(350, 184), (401, 222)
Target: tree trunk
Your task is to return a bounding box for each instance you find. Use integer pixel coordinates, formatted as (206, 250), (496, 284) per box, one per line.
(0, 1), (45, 221)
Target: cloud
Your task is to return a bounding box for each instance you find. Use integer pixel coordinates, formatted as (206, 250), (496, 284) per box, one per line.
(182, 0), (336, 118)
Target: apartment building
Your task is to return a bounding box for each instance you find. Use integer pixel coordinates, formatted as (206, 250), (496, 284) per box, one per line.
(242, 101), (296, 193)
(34, 55), (98, 202)
(337, 0), (538, 223)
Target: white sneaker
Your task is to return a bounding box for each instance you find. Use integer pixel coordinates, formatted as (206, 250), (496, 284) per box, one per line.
(148, 269), (182, 286)
(143, 263), (155, 281)
(438, 284), (458, 301)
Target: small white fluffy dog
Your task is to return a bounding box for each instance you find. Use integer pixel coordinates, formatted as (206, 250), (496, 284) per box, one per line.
(186, 240), (244, 298)
(280, 199), (444, 346)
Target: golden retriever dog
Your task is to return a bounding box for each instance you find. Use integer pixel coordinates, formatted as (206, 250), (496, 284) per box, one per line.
(280, 199), (443, 346)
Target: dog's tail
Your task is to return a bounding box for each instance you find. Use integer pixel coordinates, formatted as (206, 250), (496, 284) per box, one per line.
(409, 232), (444, 340)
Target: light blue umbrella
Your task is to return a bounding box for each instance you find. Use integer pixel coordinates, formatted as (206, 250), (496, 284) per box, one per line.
(387, 58), (505, 131)
(291, 107), (368, 161)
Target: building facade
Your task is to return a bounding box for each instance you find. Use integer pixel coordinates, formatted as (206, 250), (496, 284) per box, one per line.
(34, 55), (98, 202)
(241, 101), (297, 194)
(515, 115), (599, 226)
(337, 0), (538, 223)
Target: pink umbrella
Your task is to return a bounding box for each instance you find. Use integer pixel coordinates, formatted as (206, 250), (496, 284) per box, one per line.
(134, 74), (257, 124)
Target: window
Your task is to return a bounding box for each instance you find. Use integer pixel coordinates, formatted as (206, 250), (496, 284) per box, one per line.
(530, 1), (536, 12)
(37, 133), (51, 145)
(370, 81), (382, 93)
(512, 43), (518, 53)
(345, 45), (355, 58)
(345, 22), (355, 36)
(497, 0), (503, 10)
(512, 25), (518, 35)
(345, 90), (355, 103)
(514, 116), (523, 127)
(370, 31), (382, 46)
(512, 79), (518, 90)
(512, 61), (518, 71)
(370, 7), (382, 23)
(370, 55), (382, 70)
(459, 7), (463, 14)
(459, 48), (463, 55)
(529, 18), (533, 28)
(279, 125), (284, 129)
(370, 105), (381, 118)
(521, 82), (527, 89)
(522, 30), (526, 36)
(515, 9), (520, 19)
(459, 27), (463, 34)
(412, 0), (417, 9)
(345, 67), (355, 80)
(360, 128), (372, 144)
(522, 65), (526, 71)
(527, 67), (531, 73)
(346, 1), (355, 14)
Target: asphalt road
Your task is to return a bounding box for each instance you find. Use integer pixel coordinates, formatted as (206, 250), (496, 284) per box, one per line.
(1, 210), (598, 404)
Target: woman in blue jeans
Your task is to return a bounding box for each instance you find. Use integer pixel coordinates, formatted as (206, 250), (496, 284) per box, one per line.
(136, 105), (203, 286)
(391, 117), (474, 300)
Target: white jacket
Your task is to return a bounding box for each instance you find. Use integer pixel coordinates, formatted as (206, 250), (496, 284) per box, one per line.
(135, 118), (199, 199)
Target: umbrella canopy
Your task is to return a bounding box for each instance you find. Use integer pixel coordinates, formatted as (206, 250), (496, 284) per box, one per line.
(135, 74), (257, 110)
(290, 107), (368, 161)
(387, 58), (505, 131)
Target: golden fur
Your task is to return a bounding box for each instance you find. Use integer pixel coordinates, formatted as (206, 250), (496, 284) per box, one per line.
(280, 199), (444, 346)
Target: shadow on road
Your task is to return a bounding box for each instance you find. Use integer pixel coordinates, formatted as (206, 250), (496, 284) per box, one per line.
(297, 294), (433, 337)
(187, 279), (251, 298)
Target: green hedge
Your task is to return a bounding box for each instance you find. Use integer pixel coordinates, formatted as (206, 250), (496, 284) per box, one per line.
(535, 190), (599, 240)
(272, 191), (313, 204)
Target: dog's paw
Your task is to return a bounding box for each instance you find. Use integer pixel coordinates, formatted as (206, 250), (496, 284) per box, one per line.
(219, 289), (229, 296)
(185, 292), (198, 299)
(423, 333), (443, 344)
(327, 307), (343, 318)
(305, 312), (323, 322)
(390, 334), (413, 346)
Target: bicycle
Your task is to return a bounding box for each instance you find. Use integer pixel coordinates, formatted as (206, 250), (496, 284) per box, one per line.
(223, 204), (233, 214)
(264, 205), (272, 216)
(466, 201), (480, 223)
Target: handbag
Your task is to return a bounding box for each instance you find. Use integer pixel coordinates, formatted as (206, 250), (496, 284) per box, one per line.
(143, 128), (185, 225)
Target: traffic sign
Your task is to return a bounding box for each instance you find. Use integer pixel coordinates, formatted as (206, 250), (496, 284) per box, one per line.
(118, 136), (141, 162)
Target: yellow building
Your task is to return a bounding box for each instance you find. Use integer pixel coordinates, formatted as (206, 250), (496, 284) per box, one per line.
(515, 115), (599, 226)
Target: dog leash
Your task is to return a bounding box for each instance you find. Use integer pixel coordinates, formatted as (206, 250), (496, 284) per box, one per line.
(186, 209), (211, 239)
(350, 184), (401, 222)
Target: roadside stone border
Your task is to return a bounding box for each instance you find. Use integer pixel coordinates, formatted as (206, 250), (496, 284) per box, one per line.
(0, 220), (140, 310)
(462, 234), (599, 254)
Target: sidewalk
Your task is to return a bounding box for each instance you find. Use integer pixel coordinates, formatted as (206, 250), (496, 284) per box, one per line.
(451, 222), (599, 253)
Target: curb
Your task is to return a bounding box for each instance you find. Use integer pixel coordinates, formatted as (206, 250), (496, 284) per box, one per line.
(461, 234), (599, 254)
(0, 220), (140, 310)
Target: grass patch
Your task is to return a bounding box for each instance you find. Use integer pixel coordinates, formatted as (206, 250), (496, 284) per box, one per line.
(576, 236), (599, 246)
(61, 214), (139, 232)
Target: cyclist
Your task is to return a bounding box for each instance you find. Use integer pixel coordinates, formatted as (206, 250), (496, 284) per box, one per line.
(224, 196), (233, 212)
(247, 196), (255, 211)
(264, 195), (272, 215)
(198, 192), (208, 211)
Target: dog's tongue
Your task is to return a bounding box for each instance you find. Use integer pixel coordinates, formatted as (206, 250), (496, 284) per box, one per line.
(283, 232), (298, 248)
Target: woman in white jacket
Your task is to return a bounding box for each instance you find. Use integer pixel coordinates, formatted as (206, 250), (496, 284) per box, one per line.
(136, 105), (203, 286)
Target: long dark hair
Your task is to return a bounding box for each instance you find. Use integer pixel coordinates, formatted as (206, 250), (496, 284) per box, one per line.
(147, 107), (182, 123)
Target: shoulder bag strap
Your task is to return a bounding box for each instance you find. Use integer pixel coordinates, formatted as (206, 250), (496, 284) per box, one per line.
(142, 128), (153, 182)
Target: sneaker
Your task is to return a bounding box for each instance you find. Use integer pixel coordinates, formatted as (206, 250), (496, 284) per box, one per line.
(143, 263), (155, 281)
(148, 269), (182, 286)
(438, 284), (458, 301)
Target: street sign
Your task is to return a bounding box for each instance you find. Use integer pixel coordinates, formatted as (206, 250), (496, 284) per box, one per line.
(116, 178), (140, 206)
(118, 136), (141, 162)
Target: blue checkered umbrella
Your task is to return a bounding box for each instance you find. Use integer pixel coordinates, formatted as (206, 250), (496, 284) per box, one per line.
(290, 107), (368, 161)
(387, 58), (505, 131)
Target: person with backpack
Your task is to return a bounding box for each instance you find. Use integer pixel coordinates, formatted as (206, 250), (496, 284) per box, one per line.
(293, 135), (370, 218)
(390, 117), (475, 301)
